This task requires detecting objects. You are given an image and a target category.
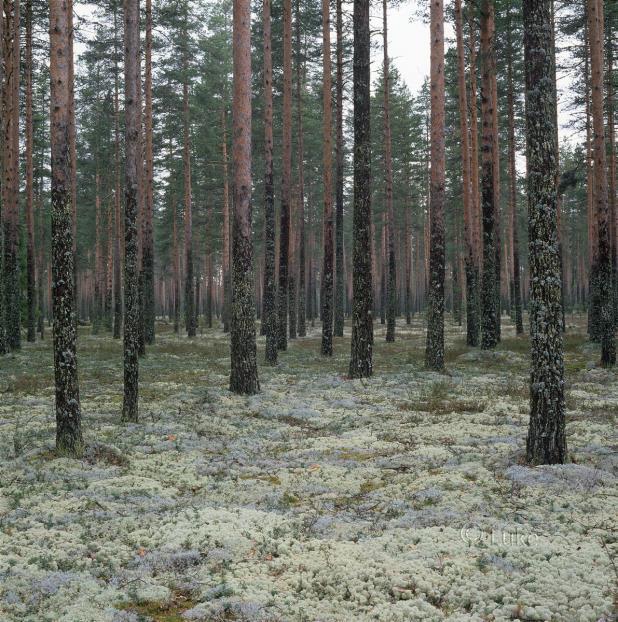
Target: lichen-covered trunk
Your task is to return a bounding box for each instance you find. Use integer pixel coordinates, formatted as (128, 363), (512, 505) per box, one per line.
(425, 0), (445, 371)
(278, 0), (292, 351)
(455, 0), (480, 346)
(523, 0), (566, 465)
(122, 0), (140, 422)
(479, 0), (499, 350)
(587, 0), (615, 366)
(262, 0), (277, 365)
(230, 0), (259, 395)
(49, 0), (83, 456)
(2, 0), (21, 351)
(506, 7), (523, 335)
(321, 0), (334, 356)
(142, 0), (155, 345)
(348, 0), (373, 379)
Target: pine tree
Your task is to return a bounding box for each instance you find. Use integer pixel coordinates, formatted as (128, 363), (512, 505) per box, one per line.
(230, 0), (259, 395)
(425, 0), (446, 371)
(348, 0), (373, 379)
(524, 0), (566, 465)
(50, 0), (83, 456)
(122, 0), (141, 422)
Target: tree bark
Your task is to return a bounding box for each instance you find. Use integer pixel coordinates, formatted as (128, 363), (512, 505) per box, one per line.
(113, 3), (122, 339)
(262, 0), (277, 364)
(425, 0), (446, 371)
(222, 106), (231, 333)
(588, 0), (615, 365)
(122, 0), (141, 422)
(50, 0), (83, 456)
(479, 0), (499, 350)
(230, 0), (260, 394)
(348, 0), (373, 378)
(25, 0), (35, 342)
(523, 0), (566, 465)
(321, 0), (334, 356)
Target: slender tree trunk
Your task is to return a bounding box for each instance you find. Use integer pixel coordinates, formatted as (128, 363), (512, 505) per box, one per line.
(142, 0), (155, 344)
(222, 106), (231, 333)
(382, 0), (396, 343)
(263, 0), (277, 364)
(113, 4), (122, 339)
(37, 171), (46, 339)
(93, 171), (102, 334)
(295, 0), (307, 338)
(524, 0), (566, 465)
(588, 0), (615, 365)
(425, 0), (446, 370)
(348, 0), (373, 378)
(321, 0), (334, 356)
(2, 0), (20, 350)
(25, 0), (35, 342)
(507, 2), (523, 335)
(122, 0), (140, 422)
(230, 0), (259, 394)
(333, 0), (345, 337)
(183, 11), (195, 338)
(172, 191), (180, 334)
(479, 0), (499, 350)
(50, 0), (83, 456)
(455, 0), (480, 346)
(278, 0), (293, 351)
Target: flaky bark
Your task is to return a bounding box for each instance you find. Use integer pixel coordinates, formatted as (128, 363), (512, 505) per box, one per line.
(523, 0), (566, 465)
(425, 0), (446, 371)
(2, 0), (21, 350)
(263, 0), (277, 364)
(455, 0), (480, 346)
(230, 0), (259, 394)
(348, 0), (373, 378)
(122, 0), (140, 422)
(50, 0), (83, 456)
(321, 0), (334, 356)
(479, 0), (499, 350)
(587, 0), (615, 365)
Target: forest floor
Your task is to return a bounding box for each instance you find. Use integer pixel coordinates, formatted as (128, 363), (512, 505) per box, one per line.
(0, 315), (616, 622)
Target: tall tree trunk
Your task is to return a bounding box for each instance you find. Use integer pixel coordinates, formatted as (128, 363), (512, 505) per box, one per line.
(334, 0), (345, 337)
(113, 3), (122, 339)
(230, 0), (260, 394)
(295, 0), (307, 338)
(523, 0), (566, 464)
(383, 0), (396, 343)
(37, 170), (46, 339)
(142, 0), (155, 344)
(183, 9), (196, 338)
(2, 0), (20, 350)
(425, 0), (446, 371)
(321, 0), (334, 356)
(50, 0), (83, 456)
(278, 0), (293, 351)
(606, 9), (617, 327)
(222, 106), (231, 333)
(506, 0), (523, 335)
(479, 0), (499, 350)
(93, 171), (102, 334)
(455, 0), (480, 346)
(348, 0), (373, 378)
(588, 0), (615, 365)
(25, 0), (35, 342)
(122, 0), (140, 422)
(263, 0), (277, 364)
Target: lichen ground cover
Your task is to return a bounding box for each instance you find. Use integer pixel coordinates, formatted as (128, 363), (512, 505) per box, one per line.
(0, 316), (616, 622)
